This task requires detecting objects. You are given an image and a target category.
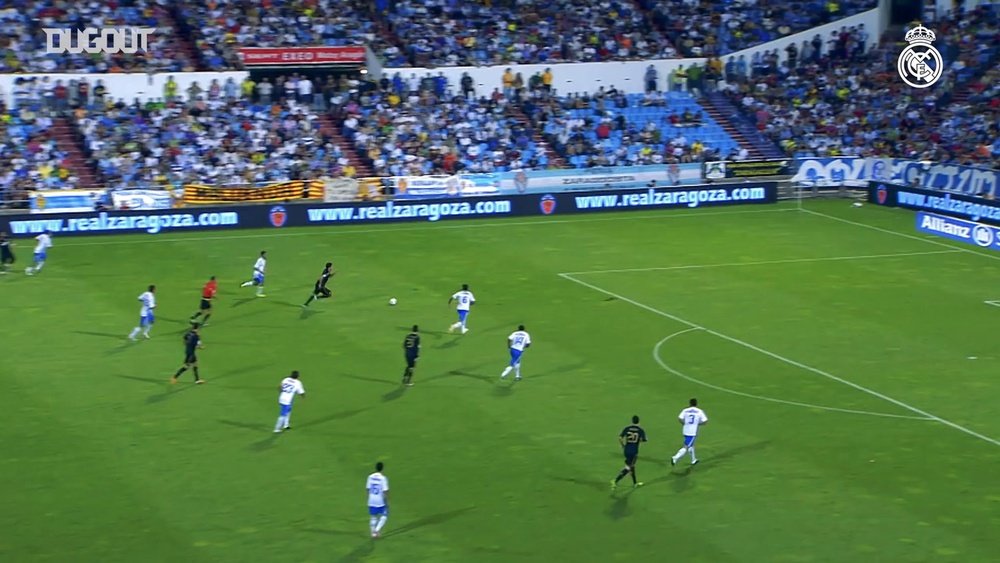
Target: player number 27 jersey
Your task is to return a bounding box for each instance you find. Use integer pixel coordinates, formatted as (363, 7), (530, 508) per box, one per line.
(366, 473), (389, 507)
(278, 377), (305, 405)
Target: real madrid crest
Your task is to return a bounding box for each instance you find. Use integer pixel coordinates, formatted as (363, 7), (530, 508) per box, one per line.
(897, 25), (943, 89)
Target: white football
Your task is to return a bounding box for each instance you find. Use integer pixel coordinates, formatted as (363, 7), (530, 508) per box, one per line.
(389, 298), (397, 306)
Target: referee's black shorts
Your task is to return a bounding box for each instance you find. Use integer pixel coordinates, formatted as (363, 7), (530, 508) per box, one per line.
(199, 298), (212, 310)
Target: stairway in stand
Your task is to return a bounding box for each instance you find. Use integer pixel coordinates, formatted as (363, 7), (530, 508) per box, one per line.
(51, 118), (100, 188)
(507, 105), (569, 169)
(701, 92), (785, 160)
(161, 5), (204, 70)
(316, 114), (375, 177)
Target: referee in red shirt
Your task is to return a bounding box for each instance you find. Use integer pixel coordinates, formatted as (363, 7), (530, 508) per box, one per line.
(190, 276), (219, 325)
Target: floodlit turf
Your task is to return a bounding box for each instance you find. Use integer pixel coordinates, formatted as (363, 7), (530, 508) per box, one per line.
(2, 199), (999, 563)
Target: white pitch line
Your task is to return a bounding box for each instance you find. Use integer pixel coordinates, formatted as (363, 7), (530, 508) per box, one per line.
(561, 249), (961, 276)
(559, 272), (1000, 448)
(801, 208), (1000, 263)
(55, 207), (796, 248)
(653, 329), (932, 420)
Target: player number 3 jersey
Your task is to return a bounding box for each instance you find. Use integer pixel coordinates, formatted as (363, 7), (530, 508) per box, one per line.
(366, 473), (389, 507)
(679, 407), (708, 436)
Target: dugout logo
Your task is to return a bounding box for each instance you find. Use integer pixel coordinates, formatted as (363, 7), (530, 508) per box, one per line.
(897, 25), (943, 89)
(539, 194), (557, 215)
(268, 206), (288, 228)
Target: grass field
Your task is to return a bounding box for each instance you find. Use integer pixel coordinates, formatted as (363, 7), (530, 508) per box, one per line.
(2, 199), (999, 563)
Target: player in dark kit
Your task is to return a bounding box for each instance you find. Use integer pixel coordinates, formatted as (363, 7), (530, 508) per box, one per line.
(401, 325), (420, 386)
(303, 262), (335, 307)
(0, 232), (14, 274)
(190, 276), (218, 325)
(611, 415), (647, 490)
(171, 323), (205, 384)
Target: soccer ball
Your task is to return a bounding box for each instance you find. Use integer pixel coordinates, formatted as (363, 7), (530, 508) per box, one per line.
(389, 298), (397, 306)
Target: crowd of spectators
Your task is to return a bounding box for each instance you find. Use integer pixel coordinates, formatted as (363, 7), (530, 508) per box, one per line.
(524, 86), (738, 169)
(725, 7), (1000, 168)
(0, 0), (196, 74)
(71, 74), (358, 188)
(1, 0), (884, 71)
(335, 75), (548, 176)
(175, 0), (390, 71)
(639, 0), (878, 58)
(380, 0), (677, 67)
(0, 95), (78, 208)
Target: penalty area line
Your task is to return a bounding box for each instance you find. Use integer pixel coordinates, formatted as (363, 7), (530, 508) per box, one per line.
(560, 249), (961, 276)
(559, 272), (1000, 448)
(653, 328), (932, 420)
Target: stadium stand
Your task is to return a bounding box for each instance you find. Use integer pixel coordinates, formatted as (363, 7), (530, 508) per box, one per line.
(71, 78), (358, 189)
(1, 0), (197, 73)
(724, 7), (1000, 168)
(528, 89), (741, 168)
(334, 87), (549, 176)
(638, 0), (878, 58)
(379, 0), (678, 67)
(173, 0), (390, 71)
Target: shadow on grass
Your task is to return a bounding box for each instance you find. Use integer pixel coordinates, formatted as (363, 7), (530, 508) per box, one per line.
(382, 506), (475, 538)
(381, 387), (406, 402)
(548, 475), (608, 493)
(218, 419), (264, 432)
(341, 373), (396, 387)
(645, 440), (772, 490)
(73, 330), (128, 340)
(530, 361), (589, 380)
(606, 487), (636, 520)
(296, 406), (374, 429)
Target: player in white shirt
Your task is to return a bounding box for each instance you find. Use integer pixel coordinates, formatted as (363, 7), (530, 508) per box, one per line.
(500, 324), (531, 380)
(448, 284), (476, 334)
(128, 285), (157, 340)
(25, 230), (52, 275)
(274, 370), (305, 433)
(671, 398), (708, 466)
(239, 250), (267, 297)
(366, 462), (390, 538)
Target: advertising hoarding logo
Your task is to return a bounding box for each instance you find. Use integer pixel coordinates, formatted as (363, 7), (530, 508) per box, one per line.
(539, 194), (557, 215)
(268, 206), (288, 228)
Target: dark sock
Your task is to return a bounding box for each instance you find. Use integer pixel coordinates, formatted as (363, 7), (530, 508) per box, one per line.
(304, 295), (315, 306)
(174, 366), (187, 377)
(630, 468), (637, 484)
(202, 314), (211, 323)
(193, 366), (200, 380)
(614, 468), (629, 483)
(191, 312), (201, 319)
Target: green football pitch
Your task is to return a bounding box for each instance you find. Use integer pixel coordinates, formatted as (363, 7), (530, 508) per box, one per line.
(2, 199), (999, 563)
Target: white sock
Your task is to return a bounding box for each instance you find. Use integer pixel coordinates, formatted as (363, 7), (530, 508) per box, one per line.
(673, 447), (687, 461)
(689, 447), (697, 462)
(128, 327), (140, 338)
(241, 281), (252, 287)
(142, 326), (151, 337)
(369, 517), (377, 532)
(34, 262), (44, 272)
(284, 414), (291, 428)
(514, 365), (521, 378)
(275, 417), (284, 431)
(375, 515), (387, 532)
(257, 286), (264, 295)
(501, 366), (512, 377)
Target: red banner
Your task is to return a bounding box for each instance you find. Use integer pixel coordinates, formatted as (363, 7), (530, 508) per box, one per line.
(238, 46), (366, 66)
